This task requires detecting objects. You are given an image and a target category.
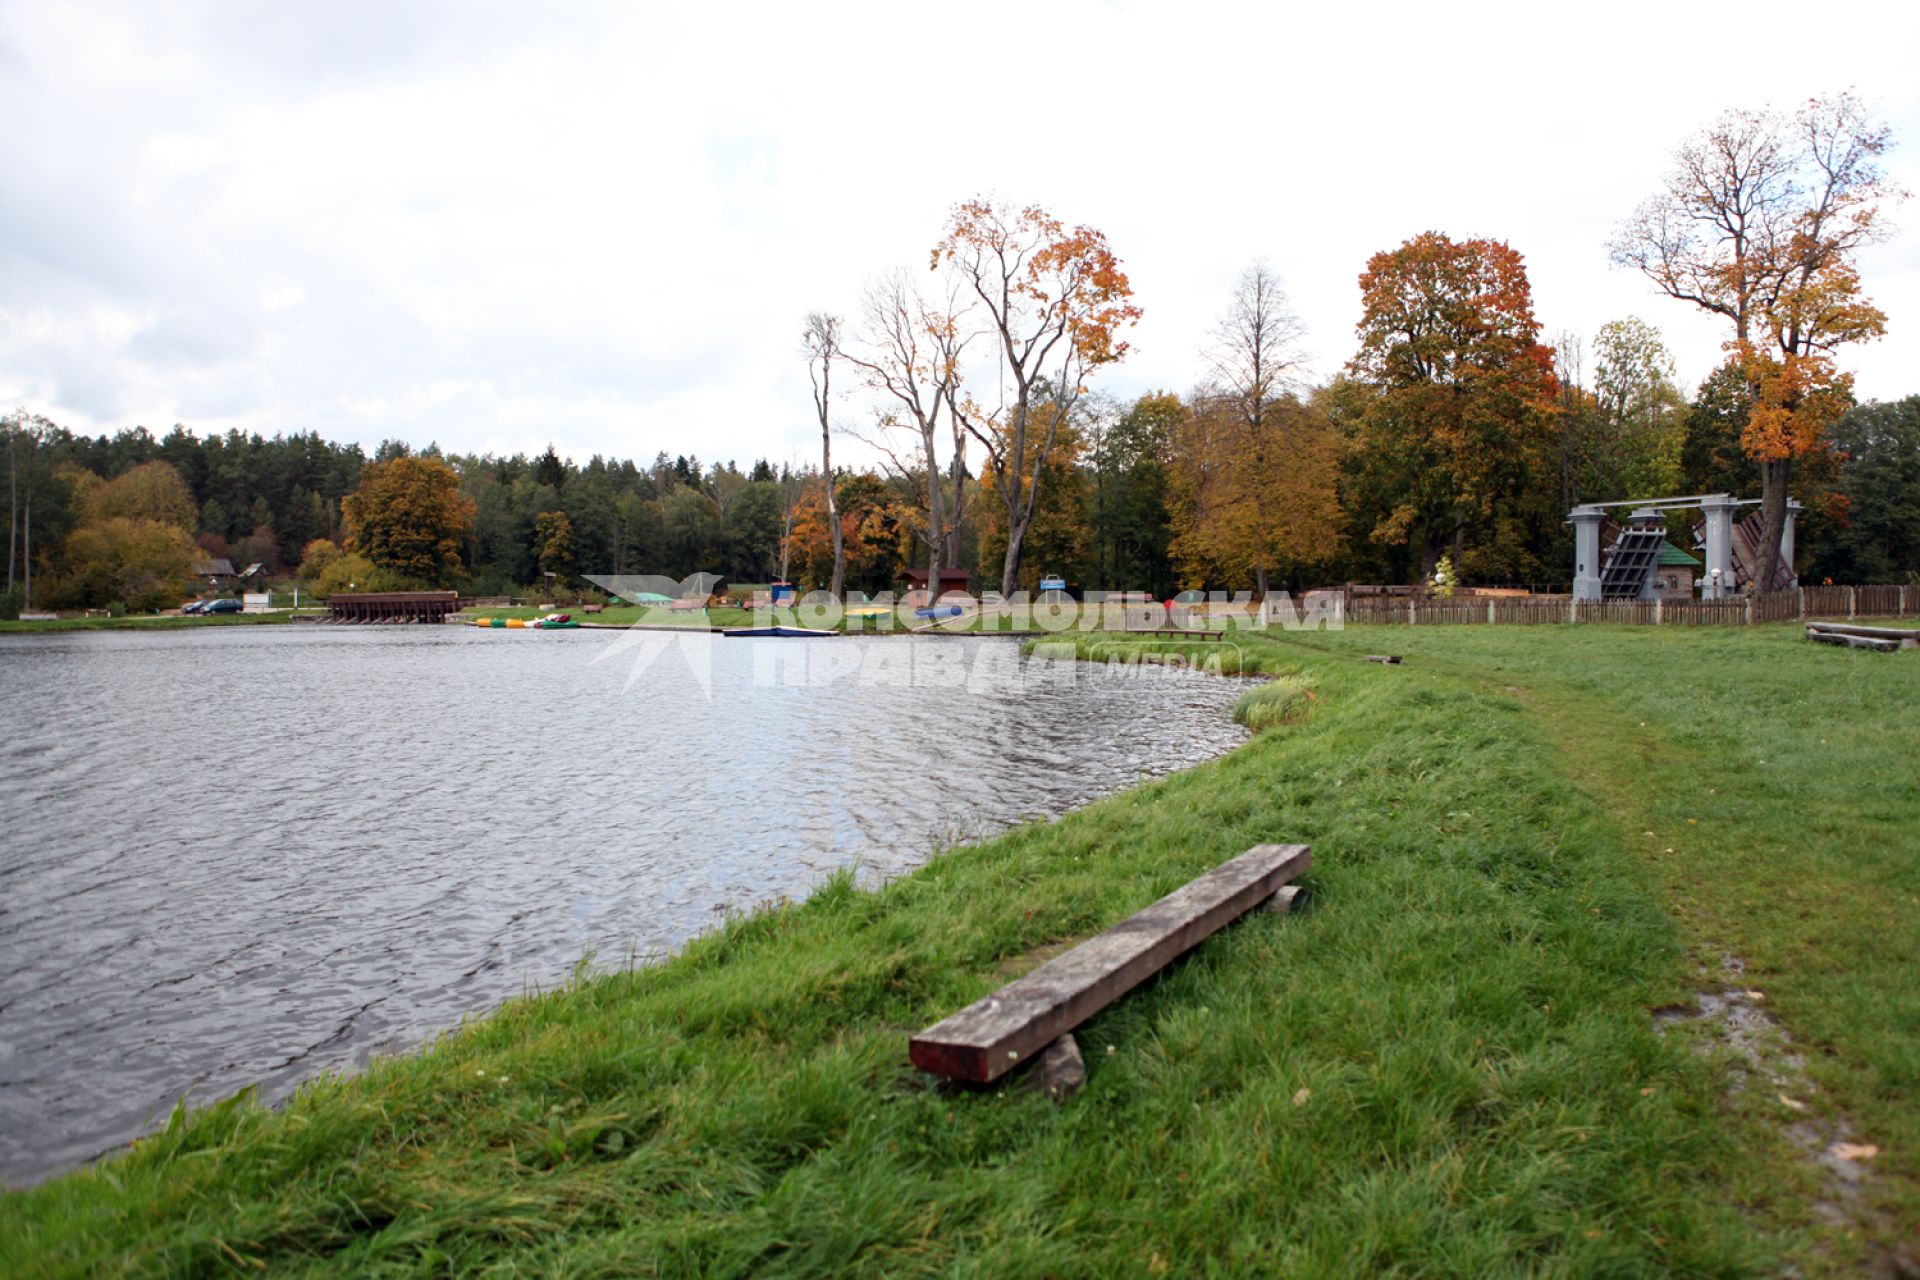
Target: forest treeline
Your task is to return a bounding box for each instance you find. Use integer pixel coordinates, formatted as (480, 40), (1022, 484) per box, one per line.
(5, 375), (1916, 616)
(3, 93), (1916, 615)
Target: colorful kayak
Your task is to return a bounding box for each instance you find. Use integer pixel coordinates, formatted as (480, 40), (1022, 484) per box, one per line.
(472, 615), (578, 629)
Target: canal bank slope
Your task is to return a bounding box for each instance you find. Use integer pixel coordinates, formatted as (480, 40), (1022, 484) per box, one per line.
(4, 624), (1915, 1275)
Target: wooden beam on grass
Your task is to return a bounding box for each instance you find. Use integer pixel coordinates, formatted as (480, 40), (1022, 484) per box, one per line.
(909, 843), (1311, 1083)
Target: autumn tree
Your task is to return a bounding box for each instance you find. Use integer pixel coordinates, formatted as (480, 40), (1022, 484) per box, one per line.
(534, 509), (577, 585)
(53, 516), (198, 611)
(298, 538), (343, 584)
(977, 402), (1090, 592)
(1344, 232), (1561, 582)
(340, 454), (477, 586)
(1170, 265), (1338, 595)
(840, 269), (973, 597)
(1170, 392), (1342, 592)
(785, 474), (915, 595)
(76, 460), (198, 532)
(1610, 92), (1902, 588)
(936, 199), (1140, 595)
(803, 312), (847, 599)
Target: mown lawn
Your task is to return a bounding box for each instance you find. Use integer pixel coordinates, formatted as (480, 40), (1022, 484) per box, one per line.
(2, 623), (1913, 1276)
(0, 611), (315, 633)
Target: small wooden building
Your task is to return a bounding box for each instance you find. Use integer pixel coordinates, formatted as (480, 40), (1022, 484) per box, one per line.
(193, 558), (238, 589)
(1654, 542), (1700, 601)
(901, 568), (972, 608)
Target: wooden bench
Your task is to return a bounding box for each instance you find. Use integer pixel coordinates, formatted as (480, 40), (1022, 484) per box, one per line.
(910, 842), (1311, 1084)
(668, 597), (708, 613)
(580, 603), (605, 614)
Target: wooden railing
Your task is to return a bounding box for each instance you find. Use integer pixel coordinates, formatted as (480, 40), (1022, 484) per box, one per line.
(1342, 585), (1911, 628)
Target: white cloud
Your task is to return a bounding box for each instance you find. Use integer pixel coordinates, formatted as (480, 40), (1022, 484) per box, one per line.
(2, 0), (1917, 467)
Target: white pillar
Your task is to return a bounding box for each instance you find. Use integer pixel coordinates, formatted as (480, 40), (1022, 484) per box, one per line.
(1700, 494), (1737, 600)
(1570, 506), (1605, 602)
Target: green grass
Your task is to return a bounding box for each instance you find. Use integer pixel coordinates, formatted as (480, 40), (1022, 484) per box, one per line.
(0, 611), (316, 633)
(3, 623), (1915, 1275)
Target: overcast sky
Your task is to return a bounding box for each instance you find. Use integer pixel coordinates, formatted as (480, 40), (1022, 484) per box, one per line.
(4, 1), (1918, 471)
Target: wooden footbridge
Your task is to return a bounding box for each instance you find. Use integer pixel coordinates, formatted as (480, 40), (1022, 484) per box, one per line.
(327, 591), (461, 623)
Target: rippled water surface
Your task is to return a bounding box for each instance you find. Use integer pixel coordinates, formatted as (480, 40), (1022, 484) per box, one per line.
(0, 625), (1246, 1183)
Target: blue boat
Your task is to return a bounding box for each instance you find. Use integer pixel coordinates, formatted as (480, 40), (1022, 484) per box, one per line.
(914, 604), (965, 619)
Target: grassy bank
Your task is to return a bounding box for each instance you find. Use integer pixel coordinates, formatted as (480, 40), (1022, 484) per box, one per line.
(3, 625), (1914, 1275)
(0, 611), (317, 634)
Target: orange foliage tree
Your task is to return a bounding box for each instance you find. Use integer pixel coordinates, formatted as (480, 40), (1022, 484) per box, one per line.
(1344, 232), (1561, 582)
(785, 474), (916, 596)
(935, 198), (1140, 595)
(1610, 92), (1901, 588)
(340, 454), (476, 587)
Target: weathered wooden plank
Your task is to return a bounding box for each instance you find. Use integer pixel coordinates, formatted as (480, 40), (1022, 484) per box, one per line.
(1808, 630), (1899, 652)
(1806, 622), (1917, 647)
(909, 843), (1311, 1083)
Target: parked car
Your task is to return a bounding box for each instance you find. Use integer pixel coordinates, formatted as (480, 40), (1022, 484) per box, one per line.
(203, 598), (243, 615)
(180, 600), (208, 615)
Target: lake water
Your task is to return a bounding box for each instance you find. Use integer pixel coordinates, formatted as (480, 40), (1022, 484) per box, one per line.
(0, 625), (1247, 1184)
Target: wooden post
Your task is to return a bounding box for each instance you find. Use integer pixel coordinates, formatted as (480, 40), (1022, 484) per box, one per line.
(1654, 598), (1663, 626)
(1849, 587), (1857, 620)
(1407, 600), (1415, 625)
(1744, 596), (1753, 626)
(1487, 600), (1495, 624)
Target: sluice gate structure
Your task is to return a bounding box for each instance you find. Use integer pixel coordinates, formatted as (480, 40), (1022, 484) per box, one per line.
(327, 592), (461, 623)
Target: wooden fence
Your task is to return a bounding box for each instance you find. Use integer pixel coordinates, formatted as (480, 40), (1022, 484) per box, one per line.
(1344, 585), (1911, 627)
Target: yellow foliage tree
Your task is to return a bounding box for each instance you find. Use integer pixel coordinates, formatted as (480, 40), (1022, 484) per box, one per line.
(55, 517), (198, 611)
(78, 461), (198, 533)
(340, 455), (476, 587)
(1168, 393), (1342, 592)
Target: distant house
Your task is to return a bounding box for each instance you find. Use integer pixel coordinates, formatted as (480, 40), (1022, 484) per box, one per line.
(192, 559), (238, 589)
(900, 567), (972, 608)
(1654, 542), (1700, 601)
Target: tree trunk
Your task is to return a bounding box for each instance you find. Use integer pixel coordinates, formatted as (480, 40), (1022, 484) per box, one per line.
(998, 462), (1031, 597)
(823, 427), (844, 601)
(945, 444), (967, 570)
(1753, 456), (1791, 593)
(6, 427), (16, 593)
(998, 527), (1022, 599)
(21, 478), (31, 610)
(1253, 566), (1269, 602)
(825, 472), (844, 601)
(923, 434), (944, 604)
